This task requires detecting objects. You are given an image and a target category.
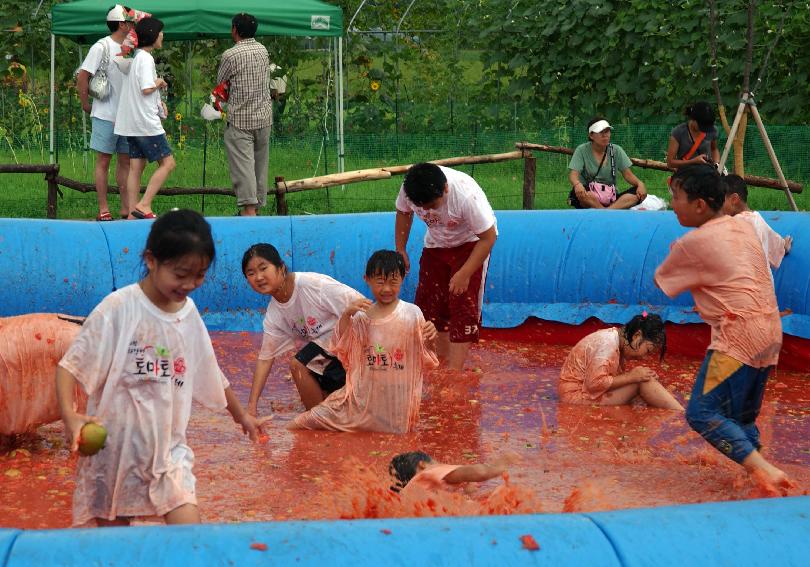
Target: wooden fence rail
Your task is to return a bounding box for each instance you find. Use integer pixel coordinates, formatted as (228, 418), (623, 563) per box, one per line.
(0, 142), (802, 218)
(515, 142), (803, 194)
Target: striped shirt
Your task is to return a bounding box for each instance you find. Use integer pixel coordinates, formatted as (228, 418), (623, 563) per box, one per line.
(216, 38), (272, 130)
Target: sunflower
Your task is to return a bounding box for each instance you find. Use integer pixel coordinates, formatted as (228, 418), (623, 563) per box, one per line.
(175, 112), (182, 121)
(370, 80), (380, 92)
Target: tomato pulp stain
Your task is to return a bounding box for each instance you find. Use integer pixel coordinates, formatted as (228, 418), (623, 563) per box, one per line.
(1, 331), (808, 529)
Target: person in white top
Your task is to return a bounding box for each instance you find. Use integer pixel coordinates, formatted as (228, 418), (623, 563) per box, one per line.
(241, 243), (363, 412)
(395, 163), (498, 370)
(114, 17), (175, 220)
(56, 210), (267, 527)
(721, 174), (793, 269)
(76, 4), (134, 221)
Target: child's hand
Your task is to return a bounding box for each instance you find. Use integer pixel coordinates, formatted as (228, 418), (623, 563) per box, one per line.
(62, 413), (101, 452)
(344, 298), (372, 318)
(630, 366), (658, 383)
(422, 320), (438, 343)
(784, 235), (793, 255)
(155, 77), (168, 90)
(239, 413), (273, 442)
(492, 451), (522, 469)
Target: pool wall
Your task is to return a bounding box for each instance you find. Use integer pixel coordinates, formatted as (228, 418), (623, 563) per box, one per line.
(1, 211), (808, 338)
(1, 210), (808, 563)
(0, 497), (808, 566)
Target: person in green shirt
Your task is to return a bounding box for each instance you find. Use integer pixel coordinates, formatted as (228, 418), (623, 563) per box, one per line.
(567, 117), (647, 209)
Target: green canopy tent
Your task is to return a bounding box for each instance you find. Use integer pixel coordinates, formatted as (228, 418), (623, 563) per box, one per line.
(49, 0), (345, 171)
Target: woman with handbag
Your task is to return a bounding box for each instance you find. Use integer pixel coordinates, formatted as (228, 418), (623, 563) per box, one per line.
(567, 117), (648, 209)
(76, 5), (134, 222)
(666, 101), (720, 171)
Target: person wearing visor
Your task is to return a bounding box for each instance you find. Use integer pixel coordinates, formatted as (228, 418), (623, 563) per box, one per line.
(666, 101), (720, 170)
(568, 117), (647, 209)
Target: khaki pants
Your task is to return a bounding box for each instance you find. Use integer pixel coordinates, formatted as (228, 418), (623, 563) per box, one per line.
(224, 123), (271, 208)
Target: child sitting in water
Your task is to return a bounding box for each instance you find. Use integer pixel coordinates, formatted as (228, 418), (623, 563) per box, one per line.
(721, 174), (793, 269)
(389, 451), (520, 493)
(290, 250), (438, 433)
(655, 164), (791, 494)
(558, 313), (683, 410)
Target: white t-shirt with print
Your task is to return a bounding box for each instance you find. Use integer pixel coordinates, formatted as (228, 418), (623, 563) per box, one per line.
(59, 284), (229, 526)
(80, 36), (127, 122)
(258, 272), (362, 373)
(114, 49), (164, 137)
(736, 211), (787, 269)
(395, 165), (497, 249)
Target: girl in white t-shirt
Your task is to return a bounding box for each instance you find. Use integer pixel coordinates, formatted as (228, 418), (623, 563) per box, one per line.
(242, 243), (363, 413)
(56, 210), (267, 527)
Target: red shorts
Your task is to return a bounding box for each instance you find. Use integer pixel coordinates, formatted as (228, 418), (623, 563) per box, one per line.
(414, 241), (488, 343)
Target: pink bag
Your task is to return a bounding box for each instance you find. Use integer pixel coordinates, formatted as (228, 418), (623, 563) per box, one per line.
(587, 181), (617, 206)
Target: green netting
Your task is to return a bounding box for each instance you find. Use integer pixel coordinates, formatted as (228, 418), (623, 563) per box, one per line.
(0, 124), (807, 219)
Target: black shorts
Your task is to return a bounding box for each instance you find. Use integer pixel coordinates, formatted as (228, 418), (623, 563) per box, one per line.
(568, 185), (638, 209)
(294, 342), (346, 393)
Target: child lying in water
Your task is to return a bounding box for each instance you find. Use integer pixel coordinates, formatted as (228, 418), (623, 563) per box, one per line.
(389, 451), (520, 493)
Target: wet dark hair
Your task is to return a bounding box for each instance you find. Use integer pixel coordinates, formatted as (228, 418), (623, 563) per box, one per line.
(670, 163), (724, 212)
(232, 13), (258, 39)
(403, 163), (447, 206)
(722, 173), (748, 202)
(389, 451), (433, 491)
(241, 243), (286, 275)
(144, 209), (215, 265)
(135, 17), (164, 48)
(365, 250), (406, 279)
(685, 101), (715, 133)
(623, 313), (667, 360)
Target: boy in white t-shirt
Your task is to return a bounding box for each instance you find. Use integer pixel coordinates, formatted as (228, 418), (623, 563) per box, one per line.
(76, 4), (134, 221)
(721, 174), (793, 269)
(394, 163), (498, 370)
(114, 17), (175, 220)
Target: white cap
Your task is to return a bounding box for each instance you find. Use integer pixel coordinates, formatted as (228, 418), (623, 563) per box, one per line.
(588, 119), (612, 134)
(106, 5), (127, 22)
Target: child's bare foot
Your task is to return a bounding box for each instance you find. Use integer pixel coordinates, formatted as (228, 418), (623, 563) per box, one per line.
(784, 235), (793, 254)
(750, 467), (795, 497)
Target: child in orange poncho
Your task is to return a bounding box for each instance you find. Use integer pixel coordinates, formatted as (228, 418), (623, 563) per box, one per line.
(558, 313), (682, 410)
(290, 250), (438, 433)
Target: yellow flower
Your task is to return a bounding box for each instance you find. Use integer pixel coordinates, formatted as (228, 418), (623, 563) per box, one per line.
(180, 135), (186, 143)
(370, 80), (380, 91)
(175, 112), (182, 121)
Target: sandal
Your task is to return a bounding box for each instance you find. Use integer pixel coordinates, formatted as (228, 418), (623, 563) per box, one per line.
(96, 211), (113, 222)
(130, 208), (157, 220)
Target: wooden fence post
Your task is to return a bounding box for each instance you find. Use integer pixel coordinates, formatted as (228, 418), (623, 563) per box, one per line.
(522, 150), (536, 210)
(45, 164), (60, 219)
(274, 176), (288, 216)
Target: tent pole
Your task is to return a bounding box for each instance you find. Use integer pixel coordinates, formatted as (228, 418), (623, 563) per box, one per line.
(338, 36), (345, 175)
(49, 34), (56, 164)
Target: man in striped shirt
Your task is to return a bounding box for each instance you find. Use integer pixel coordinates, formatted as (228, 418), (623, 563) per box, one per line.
(217, 13), (272, 216)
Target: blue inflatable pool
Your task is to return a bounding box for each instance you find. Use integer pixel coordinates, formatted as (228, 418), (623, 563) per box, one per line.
(0, 210), (807, 565)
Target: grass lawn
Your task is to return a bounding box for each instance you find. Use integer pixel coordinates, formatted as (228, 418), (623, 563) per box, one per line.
(0, 128), (806, 220)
